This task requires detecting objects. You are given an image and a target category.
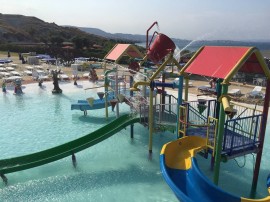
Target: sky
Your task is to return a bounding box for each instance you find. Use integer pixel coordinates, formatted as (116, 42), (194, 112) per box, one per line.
(1, 0), (270, 42)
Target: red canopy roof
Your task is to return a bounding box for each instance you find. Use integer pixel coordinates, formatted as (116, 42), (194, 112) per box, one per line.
(184, 46), (268, 80)
(104, 44), (143, 62)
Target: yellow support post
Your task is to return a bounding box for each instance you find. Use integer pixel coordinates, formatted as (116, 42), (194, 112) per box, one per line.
(178, 106), (187, 137)
(206, 116), (218, 157)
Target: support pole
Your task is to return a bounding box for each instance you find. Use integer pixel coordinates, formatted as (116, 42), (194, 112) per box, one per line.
(115, 67), (119, 118)
(0, 174), (8, 185)
(148, 82), (154, 154)
(211, 79), (222, 170)
(250, 80), (270, 197)
(161, 73), (165, 112)
(72, 153), (77, 168)
(130, 124), (134, 139)
(184, 77), (189, 101)
(176, 75), (184, 138)
(213, 83), (228, 185)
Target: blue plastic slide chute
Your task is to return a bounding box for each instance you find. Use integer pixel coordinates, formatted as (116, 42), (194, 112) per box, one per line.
(160, 136), (270, 202)
(71, 93), (114, 111)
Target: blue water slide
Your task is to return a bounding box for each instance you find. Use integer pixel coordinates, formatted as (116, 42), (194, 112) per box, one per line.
(160, 136), (270, 202)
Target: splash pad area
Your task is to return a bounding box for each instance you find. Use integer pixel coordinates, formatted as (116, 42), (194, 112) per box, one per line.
(0, 80), (178, 201)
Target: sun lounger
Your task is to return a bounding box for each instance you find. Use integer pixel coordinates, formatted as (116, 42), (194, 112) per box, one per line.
(246, 86), (264, 98)
(197, 85), (216, 94)
(197, 85), (211, 91)
(24, 70), (32, 76)
(4, 76), (22, 82)
(228, 89), (241, 96)
(0, 72), (11, 77)
(10, 71), (21, 76)
(6, 66), (15, 71)
(59, 74), (70, 81)
(83, 73), (90, 78)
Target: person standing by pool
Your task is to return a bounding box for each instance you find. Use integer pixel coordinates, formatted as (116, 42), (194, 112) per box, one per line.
(209, 77), (217, 89)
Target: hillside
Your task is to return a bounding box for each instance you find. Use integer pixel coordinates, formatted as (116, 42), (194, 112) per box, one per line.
(0, 13), (107, 45)
(78, 26), (270, 52)
(1, 13), (269, 59)
(77, 27), (146, 42)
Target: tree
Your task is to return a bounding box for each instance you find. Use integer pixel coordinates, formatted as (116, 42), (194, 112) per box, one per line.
(72, 36), (83, 49)
(50, 36), (64, 46)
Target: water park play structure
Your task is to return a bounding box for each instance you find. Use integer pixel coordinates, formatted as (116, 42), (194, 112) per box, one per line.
(1, 22), (270, 201)
(159, 46), (270, 201)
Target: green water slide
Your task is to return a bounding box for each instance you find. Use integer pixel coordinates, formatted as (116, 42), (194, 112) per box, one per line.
(0, 114), (140, 176)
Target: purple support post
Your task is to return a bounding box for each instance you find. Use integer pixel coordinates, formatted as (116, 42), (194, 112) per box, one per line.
(250, 80), (270, 197)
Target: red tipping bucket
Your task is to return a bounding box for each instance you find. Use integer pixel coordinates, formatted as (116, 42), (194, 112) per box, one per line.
(147, 33), (176, 64)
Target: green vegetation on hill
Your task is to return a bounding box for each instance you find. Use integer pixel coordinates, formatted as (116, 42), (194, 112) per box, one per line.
(0, 13), (136, 62)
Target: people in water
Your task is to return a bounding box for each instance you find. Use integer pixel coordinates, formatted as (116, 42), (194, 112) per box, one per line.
(73, 75), (78, 85)
(2, 81), (6, 93)
(38, 78), (43, 87)
(13, 79), (23, 94)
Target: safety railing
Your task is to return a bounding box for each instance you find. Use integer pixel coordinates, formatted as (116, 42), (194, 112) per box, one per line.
(223, 114), (262, 156)
(226, 101), (262, 120)
(153, 103), (178, 125)
(183, 99), (217, 125)
(138, 103), (149, 125)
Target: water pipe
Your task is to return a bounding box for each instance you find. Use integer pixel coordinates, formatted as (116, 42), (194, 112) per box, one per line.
(130, 81), (149, 91)
(218, 95), (233, 115)
(146, 21), (158, 51)
(154, 82), (176, 89)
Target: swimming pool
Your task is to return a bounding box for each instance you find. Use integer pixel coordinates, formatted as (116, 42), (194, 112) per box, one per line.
(0, 80), (269, 201)
(0, 81), (178, 202)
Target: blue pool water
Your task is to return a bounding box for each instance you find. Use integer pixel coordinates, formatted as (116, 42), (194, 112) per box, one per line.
(0, 81), (178, 202)
(0, 80), (269, 201)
